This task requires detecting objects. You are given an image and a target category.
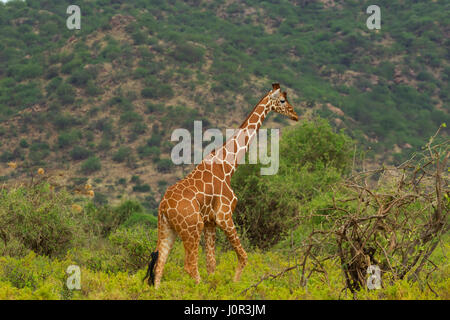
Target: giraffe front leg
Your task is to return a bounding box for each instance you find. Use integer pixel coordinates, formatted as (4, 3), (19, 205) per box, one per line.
(204, 221), (216, 274)
(216, 212), (247, 282)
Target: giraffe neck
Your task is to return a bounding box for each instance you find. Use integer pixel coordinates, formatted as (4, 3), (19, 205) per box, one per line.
(205, 95), (271, 177)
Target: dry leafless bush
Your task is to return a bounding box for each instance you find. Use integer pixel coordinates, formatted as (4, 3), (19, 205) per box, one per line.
(297, 126), (449, 294)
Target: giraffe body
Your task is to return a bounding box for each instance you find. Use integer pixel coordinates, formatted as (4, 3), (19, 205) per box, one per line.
(150, 84), (298, 288)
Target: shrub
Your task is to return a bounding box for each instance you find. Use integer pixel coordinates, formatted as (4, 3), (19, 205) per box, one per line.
(29, 142), (50, 163)
(130, 122), (147, 135)
(112, 147), (132, 163)
(12, 63), (43, 81)
(69, 69), (92, 87)
(130, 175), (141, 184)
(146, 134), (161, 147)
(137, 145), (160, 161)
(108, 226), (157, 271)
(279, 118), (354, 174)
(70, 146), (93, 160)
(145, 103), (165, 114)
(97, 137), (111, 151)
(81, 156), (101, 174)
(101, 42), (122, 61)
(0, 183), (86, 257)
(19, 139), (29, 148)
(231, 118), (353, 249)
(156, 159), (174, 173)
(45, 77), (63, 95)
(132, 184), (151, 193)
(61, 58), (83, 74)
(0, 151), (15, 162)
(119, 111), (141, 124)
(86, 200), (143, 236)
(85, 80), (102, 96)
(122, 212), (157, 229)
(91, 118), (114, 135)
(169, 43), (205, 64)
(51, 113), (81, 131)
(57, 130), (82, 148)
(141, 84), (174, 99)
(56, 83), (75, 105)
(93, 191), (108, 206)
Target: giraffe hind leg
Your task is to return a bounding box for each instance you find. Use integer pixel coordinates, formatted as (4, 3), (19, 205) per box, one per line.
(178, 213), (204, 283)
(181, 230), (202, 283)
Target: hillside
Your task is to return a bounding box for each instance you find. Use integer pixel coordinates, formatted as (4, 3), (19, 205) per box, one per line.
(0, 0), (449, 209)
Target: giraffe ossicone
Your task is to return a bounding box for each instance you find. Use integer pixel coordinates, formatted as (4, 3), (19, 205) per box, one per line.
(147, 83), (299, 289)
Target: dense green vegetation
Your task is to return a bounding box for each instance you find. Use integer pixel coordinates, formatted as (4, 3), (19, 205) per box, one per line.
(0, 121), (447, 300)
(0, 0), (448, 187)
(232, 118), (354, 249)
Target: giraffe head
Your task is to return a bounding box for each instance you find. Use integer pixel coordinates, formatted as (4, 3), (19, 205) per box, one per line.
(267, 83), (299, 121)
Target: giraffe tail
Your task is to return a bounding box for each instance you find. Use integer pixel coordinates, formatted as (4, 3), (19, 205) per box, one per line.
(143, 250), (159, 286)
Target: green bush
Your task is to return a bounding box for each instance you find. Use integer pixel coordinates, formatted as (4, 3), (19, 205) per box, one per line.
(19, 139), (29, 148)
(231, 118), (354, 249)
(122, 212), (157, 229)
(169, 43), (205, 64)
(85, 80), (103, 96)
(29, 142), (50, 164)
(57, 130), (82, 149)
(86, 200), (143, 236)
(119, 111), (141, 124)
(132, 184), (151, 193)
(70, 146), (93, 161)
(69, 69), (92, 87)
(156, 159), (174, 173)
(108, 225), (157, 271)
(279, 118), (354, 174)
(112, 147), (133, 163)
(137, 145), (160, 161)
(141, 85), (174, 99)
(81, 156), (101, 174)
(56, 83), (75, 105)
(0, 151), (15, 163)
(0, 183), (86, 257)
(61, 58), (83, 74)
(130, 122), (147, 135)
(9, 63), (43, 81)
(51, 113), (80, 131)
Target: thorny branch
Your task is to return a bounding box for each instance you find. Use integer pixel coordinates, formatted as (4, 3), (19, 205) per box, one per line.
(241, 127), (448, 297)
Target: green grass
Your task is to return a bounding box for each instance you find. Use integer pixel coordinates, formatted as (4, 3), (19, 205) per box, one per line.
(0, 241), (448, 300)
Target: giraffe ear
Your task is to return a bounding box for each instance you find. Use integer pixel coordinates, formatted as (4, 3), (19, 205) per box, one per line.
(272, 83), (280, 90)
(270, 88), (280, 99)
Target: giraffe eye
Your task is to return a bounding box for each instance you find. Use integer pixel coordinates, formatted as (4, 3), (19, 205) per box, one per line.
(280, 100), (286, 104)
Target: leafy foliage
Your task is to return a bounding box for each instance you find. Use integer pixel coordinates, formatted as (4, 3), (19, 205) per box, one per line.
(232, 118), (354, 249)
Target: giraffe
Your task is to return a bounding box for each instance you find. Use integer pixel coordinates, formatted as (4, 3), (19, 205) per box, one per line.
(144, 83), (299, 289)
